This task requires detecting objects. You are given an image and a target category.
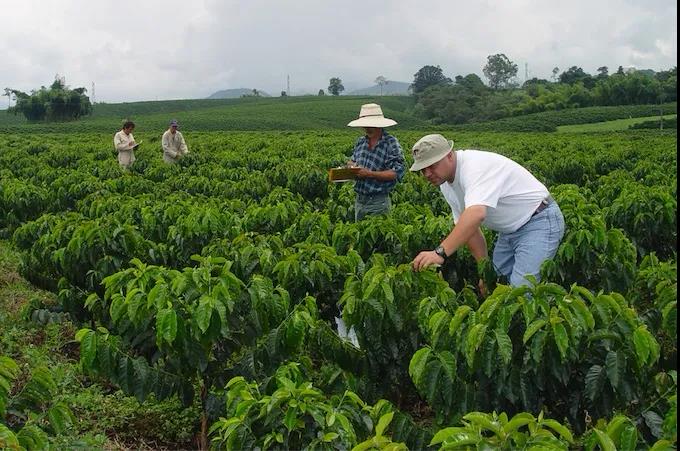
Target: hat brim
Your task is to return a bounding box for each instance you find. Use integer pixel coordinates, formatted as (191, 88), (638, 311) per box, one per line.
(347, 117), (397, 128)
(409, 140), (453, 172)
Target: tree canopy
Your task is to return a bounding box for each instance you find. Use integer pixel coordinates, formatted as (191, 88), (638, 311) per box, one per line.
(410, 65), (452, 95)
(8, 76), (91, 122)
(328, 78), (344, 96)
(415, 62), (676, 125)
(483, 54), (519, 90)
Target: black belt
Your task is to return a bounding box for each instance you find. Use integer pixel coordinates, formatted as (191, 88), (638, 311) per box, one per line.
(356, 192), (388, 201)
(532, 195), (553, 216)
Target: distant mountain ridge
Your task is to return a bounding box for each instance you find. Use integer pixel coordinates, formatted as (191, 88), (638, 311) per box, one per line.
(347, 81), (410, 96)
(208, 88), (271, 99)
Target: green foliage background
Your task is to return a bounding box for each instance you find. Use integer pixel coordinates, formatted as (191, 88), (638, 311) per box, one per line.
(0, 96), (676, 450)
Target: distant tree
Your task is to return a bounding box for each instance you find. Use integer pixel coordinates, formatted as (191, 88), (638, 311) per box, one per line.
(636, 69), (656, 78)
(616, 66), (625, 75)
(328, 77), (344, 96)
(3, 87), (11, 108)
(655, 66), (676, 82)
(559, 66), (596, 88)
(8, 75), (91, 122)
(252, 88), (260, 97)
(482, 53), (518, 89)
(522, 77), (551, 97)
(551, 67), (560, 82)
(455, 73), (488, 95)
(318, 89), (325, 96)
(410, 65), (451, 95)
(375, 76), (387, 95)
(597, 66), (609, 79)
(280, 90), (287, 97)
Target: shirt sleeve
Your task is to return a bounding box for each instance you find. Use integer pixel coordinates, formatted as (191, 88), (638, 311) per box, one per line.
(113, 132), (129, 152)
(385, 137), (405, 181)
(180, 133), (188, 154)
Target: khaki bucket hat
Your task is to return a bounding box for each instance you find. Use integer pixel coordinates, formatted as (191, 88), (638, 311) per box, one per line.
(347, 103), (397, 128)
(409, 134), (454, 172)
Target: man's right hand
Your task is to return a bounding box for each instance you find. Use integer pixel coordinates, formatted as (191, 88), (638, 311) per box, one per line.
(412, 250), (445, 271)
(478, 279), (488, 297)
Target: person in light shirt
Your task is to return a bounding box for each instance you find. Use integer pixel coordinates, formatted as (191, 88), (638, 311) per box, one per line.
(410, 134), (565, 291)
(162, 119), (189, 164)
(113, 120), (138, 169)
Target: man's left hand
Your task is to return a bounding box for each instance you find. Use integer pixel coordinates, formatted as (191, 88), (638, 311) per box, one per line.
(412, 250), (444, 271)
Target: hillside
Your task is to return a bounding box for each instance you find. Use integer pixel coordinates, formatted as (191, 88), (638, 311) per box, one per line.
(2, 94), (676, 135)
(0, 95), (425, 132)
(208, 88), (271, 99)
(347, 81), (410, 96)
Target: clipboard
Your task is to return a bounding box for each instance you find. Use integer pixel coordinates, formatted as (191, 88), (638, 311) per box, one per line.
(328, 167), (361, 183)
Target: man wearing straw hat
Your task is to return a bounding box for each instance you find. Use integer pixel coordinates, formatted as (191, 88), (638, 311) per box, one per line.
(410, 134), (565, 289)
(347, 103), (405, 222)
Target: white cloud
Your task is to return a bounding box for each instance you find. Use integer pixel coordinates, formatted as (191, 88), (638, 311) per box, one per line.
(0, 0), (676, 102)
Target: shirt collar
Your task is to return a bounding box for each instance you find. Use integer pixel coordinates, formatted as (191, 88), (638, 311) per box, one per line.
(362, 130), (388, 147)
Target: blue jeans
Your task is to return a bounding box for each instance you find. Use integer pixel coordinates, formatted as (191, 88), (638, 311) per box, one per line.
(355, 193), (391, 222)
(492, 202), (565, 287)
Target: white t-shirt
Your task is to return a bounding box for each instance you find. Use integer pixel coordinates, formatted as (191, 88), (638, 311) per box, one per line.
(440, 150), (549, 233)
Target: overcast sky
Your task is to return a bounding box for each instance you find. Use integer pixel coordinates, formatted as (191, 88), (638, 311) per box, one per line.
(1, 0), (676, 103)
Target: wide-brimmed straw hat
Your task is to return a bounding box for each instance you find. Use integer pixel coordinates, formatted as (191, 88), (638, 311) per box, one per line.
(410, 134), (454, 172)
(347, 103), (397, 128)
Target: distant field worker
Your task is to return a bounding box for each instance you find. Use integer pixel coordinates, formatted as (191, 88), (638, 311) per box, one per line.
(347, 103), (405, 221)
(162, 119), (189, 164)
(113, 120), (138, 169)
(410, 134), (565, 289)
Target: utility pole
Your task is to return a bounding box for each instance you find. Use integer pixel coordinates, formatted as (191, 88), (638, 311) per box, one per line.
(91, 82), (96, 114)
(287, 74), (290, 96)
(525, 63), (529, 83)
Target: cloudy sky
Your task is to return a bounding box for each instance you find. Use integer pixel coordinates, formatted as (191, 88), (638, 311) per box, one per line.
(1, 0), (676, 103)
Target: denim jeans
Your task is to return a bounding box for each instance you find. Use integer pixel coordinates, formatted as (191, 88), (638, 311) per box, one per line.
(492, 202), (565, 287)
(355, 193), (391, 222)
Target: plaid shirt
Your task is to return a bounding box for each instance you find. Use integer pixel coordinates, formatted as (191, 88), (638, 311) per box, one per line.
(351, 131), (405, 195)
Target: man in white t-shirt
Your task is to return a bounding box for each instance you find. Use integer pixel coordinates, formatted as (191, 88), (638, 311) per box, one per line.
(410, 134), (565, 289)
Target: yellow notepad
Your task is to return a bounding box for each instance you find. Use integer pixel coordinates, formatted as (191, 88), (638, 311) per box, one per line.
(328, 167), (361, 182)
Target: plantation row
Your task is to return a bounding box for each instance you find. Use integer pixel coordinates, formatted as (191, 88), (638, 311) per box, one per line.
(460, 103), (677, 132)
(631, 117), (677, 130)
(0, 130), (676, 449)
(0, 96), (425, 134)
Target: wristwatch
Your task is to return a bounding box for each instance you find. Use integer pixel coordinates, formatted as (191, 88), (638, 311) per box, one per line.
(434, 245), (447, 261)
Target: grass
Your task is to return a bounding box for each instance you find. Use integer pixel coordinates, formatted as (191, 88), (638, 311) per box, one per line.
(556, 114), (677, 133)
(0, 240), (200, 449)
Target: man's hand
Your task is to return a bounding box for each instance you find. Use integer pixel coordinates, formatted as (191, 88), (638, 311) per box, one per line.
(412, 250), (444, 271)
(478, 279), (488, 297)
(356, 168), (373, 179)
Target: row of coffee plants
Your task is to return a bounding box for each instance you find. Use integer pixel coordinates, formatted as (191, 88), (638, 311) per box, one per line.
(459, 103), (677, 132)
(1, 129), (675, 449)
